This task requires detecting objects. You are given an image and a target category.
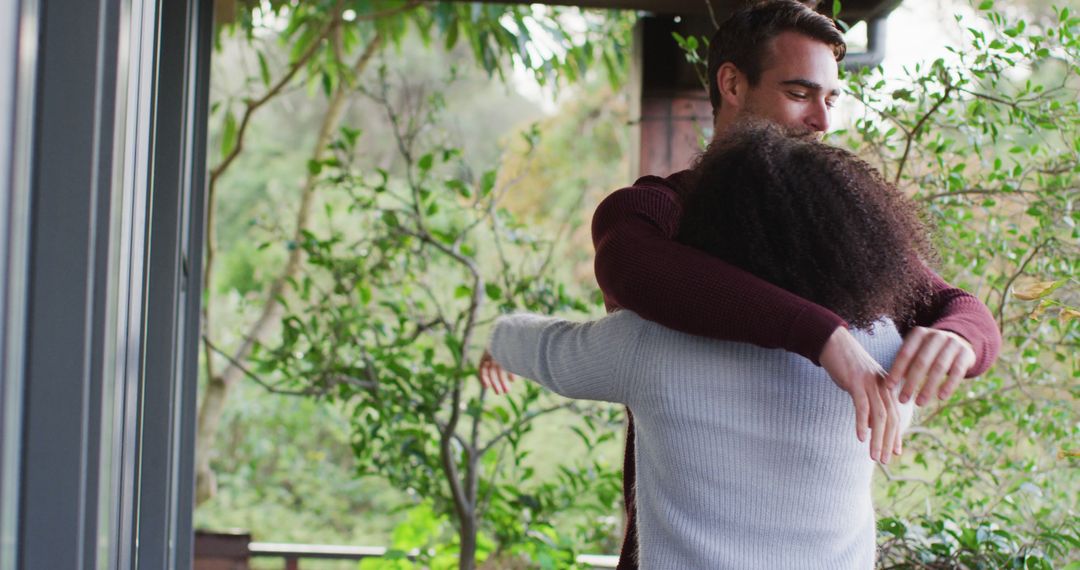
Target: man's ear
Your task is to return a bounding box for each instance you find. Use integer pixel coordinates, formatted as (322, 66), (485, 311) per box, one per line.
(716, 62), (746, 110)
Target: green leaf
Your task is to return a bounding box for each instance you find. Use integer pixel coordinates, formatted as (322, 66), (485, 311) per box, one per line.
(480, 170), (497, 197)
(341, 126), (362, 146)
(485, 283), (502, 301)
(978, 0), (993, 9)
(221, 109), (238, 159)
(257, 51), (271, 87)
(307, 159), (322, 176)
(418, 153), (434, 172)
(454, 285), (471, 299)
(446, 179), (471, 198)
(832, 0), (842, 18)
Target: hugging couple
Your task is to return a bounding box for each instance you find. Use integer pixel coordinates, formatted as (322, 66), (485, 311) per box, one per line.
(478, 1), (1001, 568)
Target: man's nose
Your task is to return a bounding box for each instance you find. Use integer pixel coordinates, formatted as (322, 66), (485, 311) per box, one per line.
(805, 100), (830, 133)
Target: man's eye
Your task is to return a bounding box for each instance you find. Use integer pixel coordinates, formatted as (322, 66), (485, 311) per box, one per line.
(789, 91), (808, 99)
(825, 99), (837, 109)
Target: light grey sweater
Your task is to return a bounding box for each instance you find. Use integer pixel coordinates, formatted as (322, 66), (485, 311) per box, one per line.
(488, 310), (913, 569)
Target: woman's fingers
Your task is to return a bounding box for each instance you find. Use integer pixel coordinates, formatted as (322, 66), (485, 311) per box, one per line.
(880, 382), (900, 465)
(852, 386), (870, 443)
(479, 354), (500, 394)
(867, 383), (886, 462)
(497, 365), (510, 394)
(480, 358), (495, 393)
(477, 350), (515, 395)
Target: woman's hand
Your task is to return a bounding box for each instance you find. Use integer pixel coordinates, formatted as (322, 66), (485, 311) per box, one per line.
(820, 327), (904, 464)
(478, 349), (516, 395)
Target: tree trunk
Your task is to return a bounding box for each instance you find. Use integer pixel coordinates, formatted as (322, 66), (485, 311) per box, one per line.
(459, 517), (478, 570)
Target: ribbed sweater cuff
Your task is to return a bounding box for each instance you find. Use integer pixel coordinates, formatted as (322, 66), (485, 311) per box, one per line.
(784, 306), (847, 366)
(930, 318), (998, 378)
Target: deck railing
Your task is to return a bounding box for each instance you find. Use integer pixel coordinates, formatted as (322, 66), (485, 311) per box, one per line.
(195, 531), (619, 569)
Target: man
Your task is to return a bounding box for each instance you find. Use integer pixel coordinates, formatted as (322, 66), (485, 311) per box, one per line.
(588, 1), (1001, 567)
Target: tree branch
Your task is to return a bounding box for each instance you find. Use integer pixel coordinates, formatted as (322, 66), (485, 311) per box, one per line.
(197, 29), (385, 505)
(917, 186), (1040, 202)
(994, 238), (1049, 328)
(894, 85), (954, 186)
(876, 463), (933, 485)
(479, 402), (575, 457)
(349, 0), (426, 23)
(204, 334), (378, 397)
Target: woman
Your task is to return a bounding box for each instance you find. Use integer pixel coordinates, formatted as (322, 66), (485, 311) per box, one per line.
(481, 121), (935, 568)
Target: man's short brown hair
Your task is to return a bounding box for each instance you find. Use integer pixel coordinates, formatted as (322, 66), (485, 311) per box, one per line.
(707, 0), (847, 113)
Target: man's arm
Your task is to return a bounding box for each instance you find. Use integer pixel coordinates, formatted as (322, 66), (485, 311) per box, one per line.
(905, 270), (1001, 378)
(888, 270), (1002, 405)
(486, 313), (636, 404)
(591, 180), (1002, 369)
(592, 182), (844, 365)
(593, 180), (1002, 400)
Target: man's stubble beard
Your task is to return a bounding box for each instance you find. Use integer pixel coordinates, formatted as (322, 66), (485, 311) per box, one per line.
(739, 98), (822, 140)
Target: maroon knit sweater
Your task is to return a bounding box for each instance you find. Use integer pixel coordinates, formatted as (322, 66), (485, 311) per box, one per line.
(591, 171), (1001, 570)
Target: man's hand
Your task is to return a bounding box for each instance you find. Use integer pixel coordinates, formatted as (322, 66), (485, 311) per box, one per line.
(820, 327), (903, 464)
(887, 327), (975, 406)
(478, 349), (516, 395)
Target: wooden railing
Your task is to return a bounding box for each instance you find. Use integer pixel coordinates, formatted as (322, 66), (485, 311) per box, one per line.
(195, 531), (619, 569)
(250, 542), (398, 569)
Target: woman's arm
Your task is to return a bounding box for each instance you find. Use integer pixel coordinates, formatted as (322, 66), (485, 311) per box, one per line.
(486, 313), (637, 404)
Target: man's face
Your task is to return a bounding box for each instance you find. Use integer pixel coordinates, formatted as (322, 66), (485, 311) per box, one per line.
(741, 31), (841, 136)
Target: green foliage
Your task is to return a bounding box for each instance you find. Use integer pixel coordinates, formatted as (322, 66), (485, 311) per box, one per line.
(216, 1), (632, 94)
(877, 514), (1078, 568)
(837, 2), (1078, 567)
(193, 378), (409, 546)
(207, 0), (1078, 567)
(199, 1), (634, 559)
(249, 67), (622, 568)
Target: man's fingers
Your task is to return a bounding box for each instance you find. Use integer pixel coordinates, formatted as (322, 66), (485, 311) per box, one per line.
(900, 332), (948, 404)
(939, 358), (966, 400)
(916, 343), (959, 406)
(887, 328), (924, 390)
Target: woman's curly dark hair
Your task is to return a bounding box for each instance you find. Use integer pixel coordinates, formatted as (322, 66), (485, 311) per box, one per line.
(677, 121), (938, 330)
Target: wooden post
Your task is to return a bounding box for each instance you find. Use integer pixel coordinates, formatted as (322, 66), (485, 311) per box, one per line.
(193, 529), (252, 570)
(633, 14), (717, 177)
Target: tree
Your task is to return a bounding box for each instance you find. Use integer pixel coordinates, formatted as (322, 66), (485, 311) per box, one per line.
(840, 3), (1078, 565)
(248, 65), (623, 569)
(198, 0), (631, 505)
